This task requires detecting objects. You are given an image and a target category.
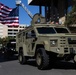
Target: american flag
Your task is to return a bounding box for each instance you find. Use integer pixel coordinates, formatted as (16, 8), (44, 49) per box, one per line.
(0, 3), (19, 26)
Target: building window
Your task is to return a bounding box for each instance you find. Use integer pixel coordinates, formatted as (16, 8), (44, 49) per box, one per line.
(8, 29), (12, 31)
(14, 30), (18, 31)
(8, 33), (12, 35)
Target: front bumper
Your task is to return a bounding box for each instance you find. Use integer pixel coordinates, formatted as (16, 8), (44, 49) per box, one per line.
(49, 47), (76, 55)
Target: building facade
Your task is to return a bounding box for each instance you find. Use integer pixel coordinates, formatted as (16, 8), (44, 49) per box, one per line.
(0, 23), (26, 38)
(0, 24), (8, 38)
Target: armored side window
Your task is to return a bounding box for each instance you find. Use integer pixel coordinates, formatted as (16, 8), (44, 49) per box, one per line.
(31, 30), (36, 37)
(26, 31), (31, 39)
(26, 30), (36, 39)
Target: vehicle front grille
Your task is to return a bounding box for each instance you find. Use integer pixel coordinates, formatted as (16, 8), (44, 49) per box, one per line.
(64, 48), (68, 52)
(60, 37), (66, 47)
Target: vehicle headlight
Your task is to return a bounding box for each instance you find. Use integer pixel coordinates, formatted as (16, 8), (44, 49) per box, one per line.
(50, 40), (57, 46)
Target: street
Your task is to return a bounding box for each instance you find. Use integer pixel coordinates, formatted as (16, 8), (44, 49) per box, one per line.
(0, 56), (76, 75)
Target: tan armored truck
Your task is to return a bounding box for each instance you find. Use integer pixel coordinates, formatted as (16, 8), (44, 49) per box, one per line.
(15, 0), (76, 70)
(16, 14), (76, 70)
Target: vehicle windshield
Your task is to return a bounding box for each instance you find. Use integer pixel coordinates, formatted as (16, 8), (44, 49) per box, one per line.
(37, 27), (69, 34)
(54, 28), (69, 33)
(37, 27), (56, 34)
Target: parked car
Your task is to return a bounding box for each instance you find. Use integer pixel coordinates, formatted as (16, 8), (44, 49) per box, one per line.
(1, 39), (18, 59)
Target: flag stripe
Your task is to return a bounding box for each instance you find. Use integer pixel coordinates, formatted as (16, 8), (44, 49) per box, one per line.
(0, 11), (9, 16)
(0, 3), (12, 11)
(0, 2), (19, 26)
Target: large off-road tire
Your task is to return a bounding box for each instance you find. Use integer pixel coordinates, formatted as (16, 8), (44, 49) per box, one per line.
(18, 51), (27, 65)
(73, 55), (76, 69)
(74, 55), (76, 65)
(36, 48), (49, 70)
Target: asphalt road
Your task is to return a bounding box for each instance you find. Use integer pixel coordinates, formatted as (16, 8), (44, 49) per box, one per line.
(0, 56), (76, 75)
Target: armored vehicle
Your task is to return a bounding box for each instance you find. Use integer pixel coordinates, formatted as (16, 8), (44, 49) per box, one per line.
(16, 15), (76, 69)
(16, 0), (76, 70)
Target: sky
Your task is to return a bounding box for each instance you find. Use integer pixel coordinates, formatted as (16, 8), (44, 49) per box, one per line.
(0, 0), (39, 25)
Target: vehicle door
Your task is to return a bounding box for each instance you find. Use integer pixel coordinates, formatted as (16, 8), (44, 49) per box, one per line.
(26, 30), (36, 55)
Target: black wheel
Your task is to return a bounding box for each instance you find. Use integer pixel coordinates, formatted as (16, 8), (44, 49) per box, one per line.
(18, 51), (27, 65)
(73, 55), (76, 64)
(36, 48), (49, 70)
(73, 55), (76, 69)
